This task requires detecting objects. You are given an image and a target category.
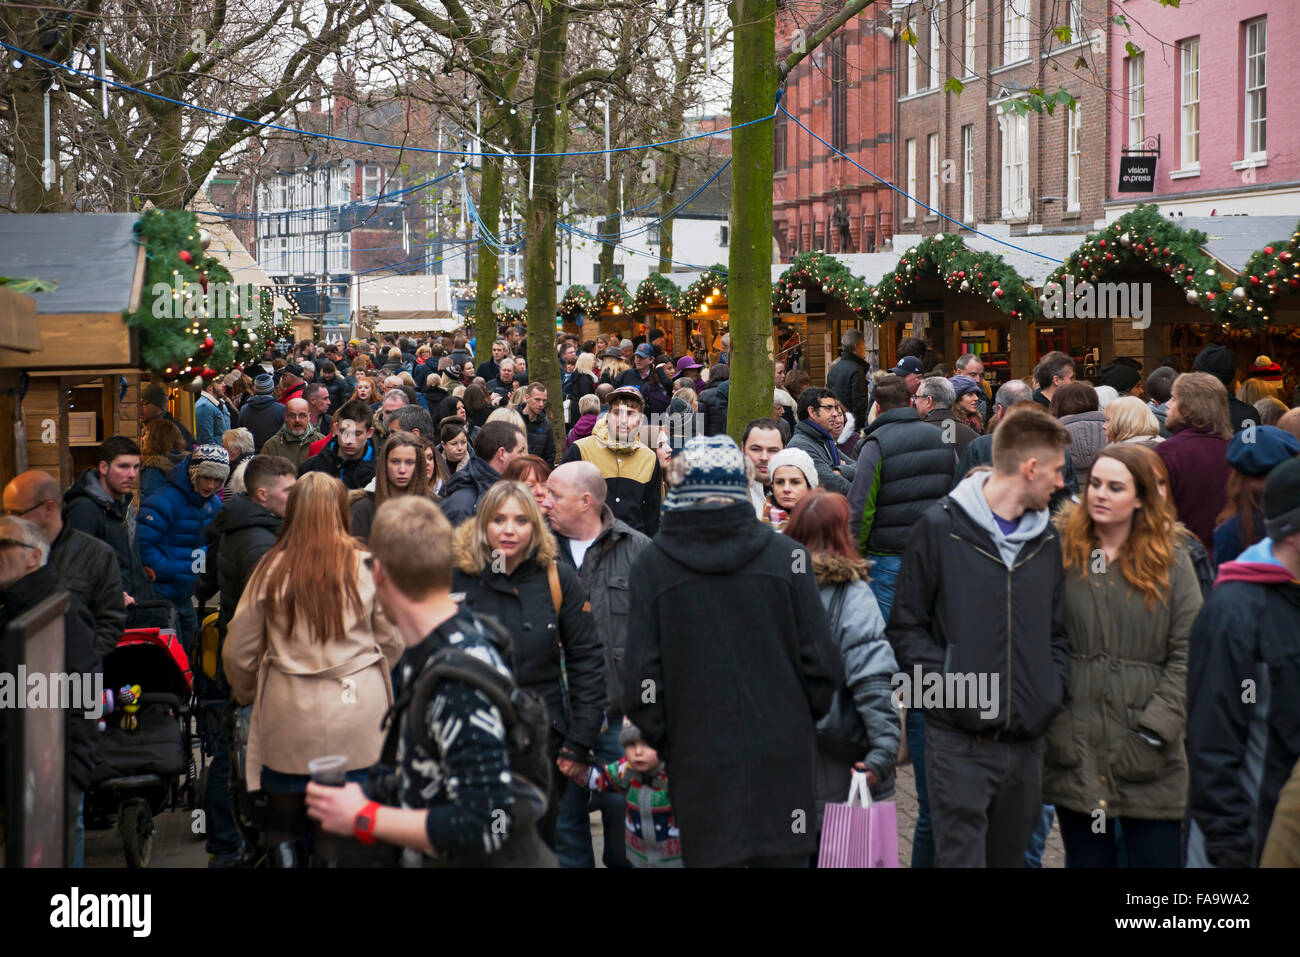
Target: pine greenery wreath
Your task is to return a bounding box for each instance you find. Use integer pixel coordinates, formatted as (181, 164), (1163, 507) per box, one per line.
(674, 264), (728, 320)
(1045, 204), (1228, 317)
(595, 276), (634, 315)
(635, 272), (682, 312)
(559, 283), (596, 317)
(773, 251), (867, 315)
(1221, 222), (1300, 329)
(125, 209), (271, 381)
(857, 234), (1038, 321)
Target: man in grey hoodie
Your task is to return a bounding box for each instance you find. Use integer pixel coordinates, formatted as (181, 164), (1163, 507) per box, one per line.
(887, 405), (1071, 867)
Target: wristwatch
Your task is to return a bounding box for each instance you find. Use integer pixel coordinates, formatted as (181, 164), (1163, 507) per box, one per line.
(354, 801), (381, 844)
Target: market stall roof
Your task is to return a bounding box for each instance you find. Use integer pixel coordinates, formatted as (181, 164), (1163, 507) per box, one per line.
(372, 316), (461, 333)
(190, 194), (293, 315)
(1179, 216), (1299, 273)
(0, 213), (144, 314)
(354, 274), (453, 322)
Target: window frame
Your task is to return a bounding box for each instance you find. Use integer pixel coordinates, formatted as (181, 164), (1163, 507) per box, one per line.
(964, 0), (977, 76)
(1127, 54), (1144, 148)
(962, 124), (975, 222)
(1244, 18), (1267, 158)
(928, 133), (941, 215)
(998, 109), (1029, 219)
(929, 9), (941, 89)
(1003, 0), (1030, 66)
(906, 139), (918, 219)
(1067, 103), (1082, 212)
(1179, 38), (1201, 170)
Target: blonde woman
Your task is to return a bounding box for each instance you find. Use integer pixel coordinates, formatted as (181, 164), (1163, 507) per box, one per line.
(487, 406), (527, 433)
(1104, 395), (1163, 450)
(224, 471), (403, 865)
(451, 481), (605, 847)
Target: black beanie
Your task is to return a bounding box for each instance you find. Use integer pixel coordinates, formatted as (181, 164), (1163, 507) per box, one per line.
(1262, 457), (1300, 542)
(1098, 362), (1142, 394)
(1193, 344), (1237, 388)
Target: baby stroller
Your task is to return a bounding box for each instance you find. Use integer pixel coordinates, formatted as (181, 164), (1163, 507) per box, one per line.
(84, 601), (200, 867)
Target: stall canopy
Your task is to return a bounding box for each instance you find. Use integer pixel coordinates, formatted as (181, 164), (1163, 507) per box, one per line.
(191, 194), (293, 316)
(353, 274), (454, 325)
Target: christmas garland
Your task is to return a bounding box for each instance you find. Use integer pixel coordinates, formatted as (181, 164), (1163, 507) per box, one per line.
(1221, 222), (1300, 329)
(635, 272), (683, 312)
(857, 233), (1039, 322)
(559, 283), (597, 317)
(125, 209), (272, 385)
(773, 251), (868, 316)
(1044, 204), (1227, 316)
(674, 264), (729, 320)
(595, 277), (635, 316)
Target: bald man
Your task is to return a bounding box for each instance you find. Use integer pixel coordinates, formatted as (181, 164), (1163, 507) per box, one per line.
(543, 461), (651, 869)
(3, 469), (125, 657)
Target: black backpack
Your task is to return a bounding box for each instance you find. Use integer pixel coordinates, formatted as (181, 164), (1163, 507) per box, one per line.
(405, 615), (553, 801)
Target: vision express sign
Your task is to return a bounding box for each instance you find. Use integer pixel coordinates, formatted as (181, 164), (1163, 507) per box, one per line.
(1118, 155), (1157, 192)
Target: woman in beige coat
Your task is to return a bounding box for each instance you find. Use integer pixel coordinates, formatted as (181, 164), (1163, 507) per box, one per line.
(1044, 444), (1202, 867)
(224, 471), (403, 863)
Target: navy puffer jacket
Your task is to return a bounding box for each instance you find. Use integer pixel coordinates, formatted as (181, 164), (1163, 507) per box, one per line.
(137, 456), (221, 605)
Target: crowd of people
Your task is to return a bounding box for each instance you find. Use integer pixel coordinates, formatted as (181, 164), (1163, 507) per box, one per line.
(5, 322), (1300, 870)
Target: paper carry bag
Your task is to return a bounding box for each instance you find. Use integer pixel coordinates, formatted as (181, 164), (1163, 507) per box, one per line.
(817, 770), (899, 868)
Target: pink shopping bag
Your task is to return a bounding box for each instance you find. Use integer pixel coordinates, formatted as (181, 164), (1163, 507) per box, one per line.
(817, 770), (899, 868)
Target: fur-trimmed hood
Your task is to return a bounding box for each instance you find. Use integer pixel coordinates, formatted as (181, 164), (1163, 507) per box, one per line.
(811, 552), (870, 585)
(452, 510), (558, 576)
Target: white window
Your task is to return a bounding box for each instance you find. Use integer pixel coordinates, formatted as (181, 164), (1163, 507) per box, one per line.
(928, 133), (941, 214)
(907, 21), (918, 95)
(362, 164), (382, 201)
(964, 0), (977, 75)
(1127, 54), (1144, 147)
(1180, 38), (1200, 168)
(962, 124), (975, 222)
(929, 9), (941, 88)
(1068, 0), (1083, 42)
(1067, 104), (1082, 211)
(999, 110), (1029, 218)
(1003, 0), (1030, 65)
(1245, 18), (1267, 157)
(906, 139), (917, 219)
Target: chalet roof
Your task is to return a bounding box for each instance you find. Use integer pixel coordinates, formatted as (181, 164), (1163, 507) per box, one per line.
(0, 213), (143, 314)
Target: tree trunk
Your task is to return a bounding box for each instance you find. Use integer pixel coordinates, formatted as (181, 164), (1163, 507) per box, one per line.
(599, 172), (620, 282)
(656, 149), (682, 274)
(725, 0), (777, 445)
(523, 4), (570, 457)
(473, 152), (503, 353)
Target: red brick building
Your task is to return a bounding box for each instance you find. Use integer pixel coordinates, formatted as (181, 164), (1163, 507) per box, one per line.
(891, 0), (1110, 236)
(773, 7), (896, 260)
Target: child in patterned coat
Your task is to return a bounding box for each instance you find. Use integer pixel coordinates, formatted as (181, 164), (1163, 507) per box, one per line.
(562, 721), (682, 867)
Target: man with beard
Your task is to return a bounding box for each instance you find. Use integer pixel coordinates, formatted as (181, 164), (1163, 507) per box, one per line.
(260, 397), (324, 471)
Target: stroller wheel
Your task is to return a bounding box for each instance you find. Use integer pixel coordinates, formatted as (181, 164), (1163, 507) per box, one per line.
(118, 799), (154, 868)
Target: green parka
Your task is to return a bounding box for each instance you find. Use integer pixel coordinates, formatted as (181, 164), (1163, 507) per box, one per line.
(1043, 542), (1202, 820)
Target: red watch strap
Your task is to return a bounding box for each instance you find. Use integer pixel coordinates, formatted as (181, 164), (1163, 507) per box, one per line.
(354, 801), (381, 844)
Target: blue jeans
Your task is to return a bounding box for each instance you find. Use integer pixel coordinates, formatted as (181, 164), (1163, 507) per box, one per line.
(1024, 805), (1055, 867)
(905, 709), (934, 868)
(176, 599), (198, 665)
(555, 721), (631, 868)
(1056, 808), (1181, 868)
(866, 554), (903, 622)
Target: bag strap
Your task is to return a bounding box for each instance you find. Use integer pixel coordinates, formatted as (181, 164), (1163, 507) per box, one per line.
(846, 769), (873, 808)
(546, 561), (562, 617)
(827, 582), (849, 638)
(408, 647), (518, 756)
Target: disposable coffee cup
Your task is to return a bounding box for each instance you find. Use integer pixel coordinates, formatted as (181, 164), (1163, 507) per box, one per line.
(307, 754), (349, 786)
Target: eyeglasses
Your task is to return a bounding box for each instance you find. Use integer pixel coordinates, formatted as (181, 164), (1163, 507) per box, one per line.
(816, 403), (839, 413)
(2, 500), (51, 518)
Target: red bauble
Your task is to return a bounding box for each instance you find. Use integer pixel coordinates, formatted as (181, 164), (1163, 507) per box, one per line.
(1206, 292), (1216, 301)
(1099, 240), (1107, 248)
(978, 272), (984, 279)
(957, 271), (966, 279)
(993, 288), (1004, 298)
(178, 250), (192, 264)
(201, 367), (217, 379)
(1268, 269), (1278, 278)
(1265, 246), (1274, 255)
(990, 279), (999, 287)
(200, 336), (215, 354)
(1250, 276), (1261, 285)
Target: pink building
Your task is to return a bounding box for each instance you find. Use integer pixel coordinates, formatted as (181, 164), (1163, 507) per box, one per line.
(1108, 0), (1297, 218)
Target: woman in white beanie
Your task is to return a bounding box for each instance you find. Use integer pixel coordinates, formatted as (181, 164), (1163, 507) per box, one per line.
(764, 446), (819, 529)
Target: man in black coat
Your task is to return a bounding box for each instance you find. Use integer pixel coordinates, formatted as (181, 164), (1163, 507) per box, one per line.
(520, 383), (557, 464)
(62, 437), (161, 626)
(298, 399), (378, 490)
(620, 435), (841, 867)
(825, 329), (871, 429)
(698, 365), (730, 436)
(440, 422), (526, 525)
(887, 405), (1070, 868)
(0, 516), (99, 866)
(238, 374), (286, 450)
(5, 471), (125, 659)
(317, 360), (350, 413)
(194, 454), (295, 866)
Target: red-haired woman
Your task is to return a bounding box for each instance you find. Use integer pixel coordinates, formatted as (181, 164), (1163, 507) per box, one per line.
(784, 489), (901, 836)
(1045, 444), (1203, 867)
(224, 471), (404, 865)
